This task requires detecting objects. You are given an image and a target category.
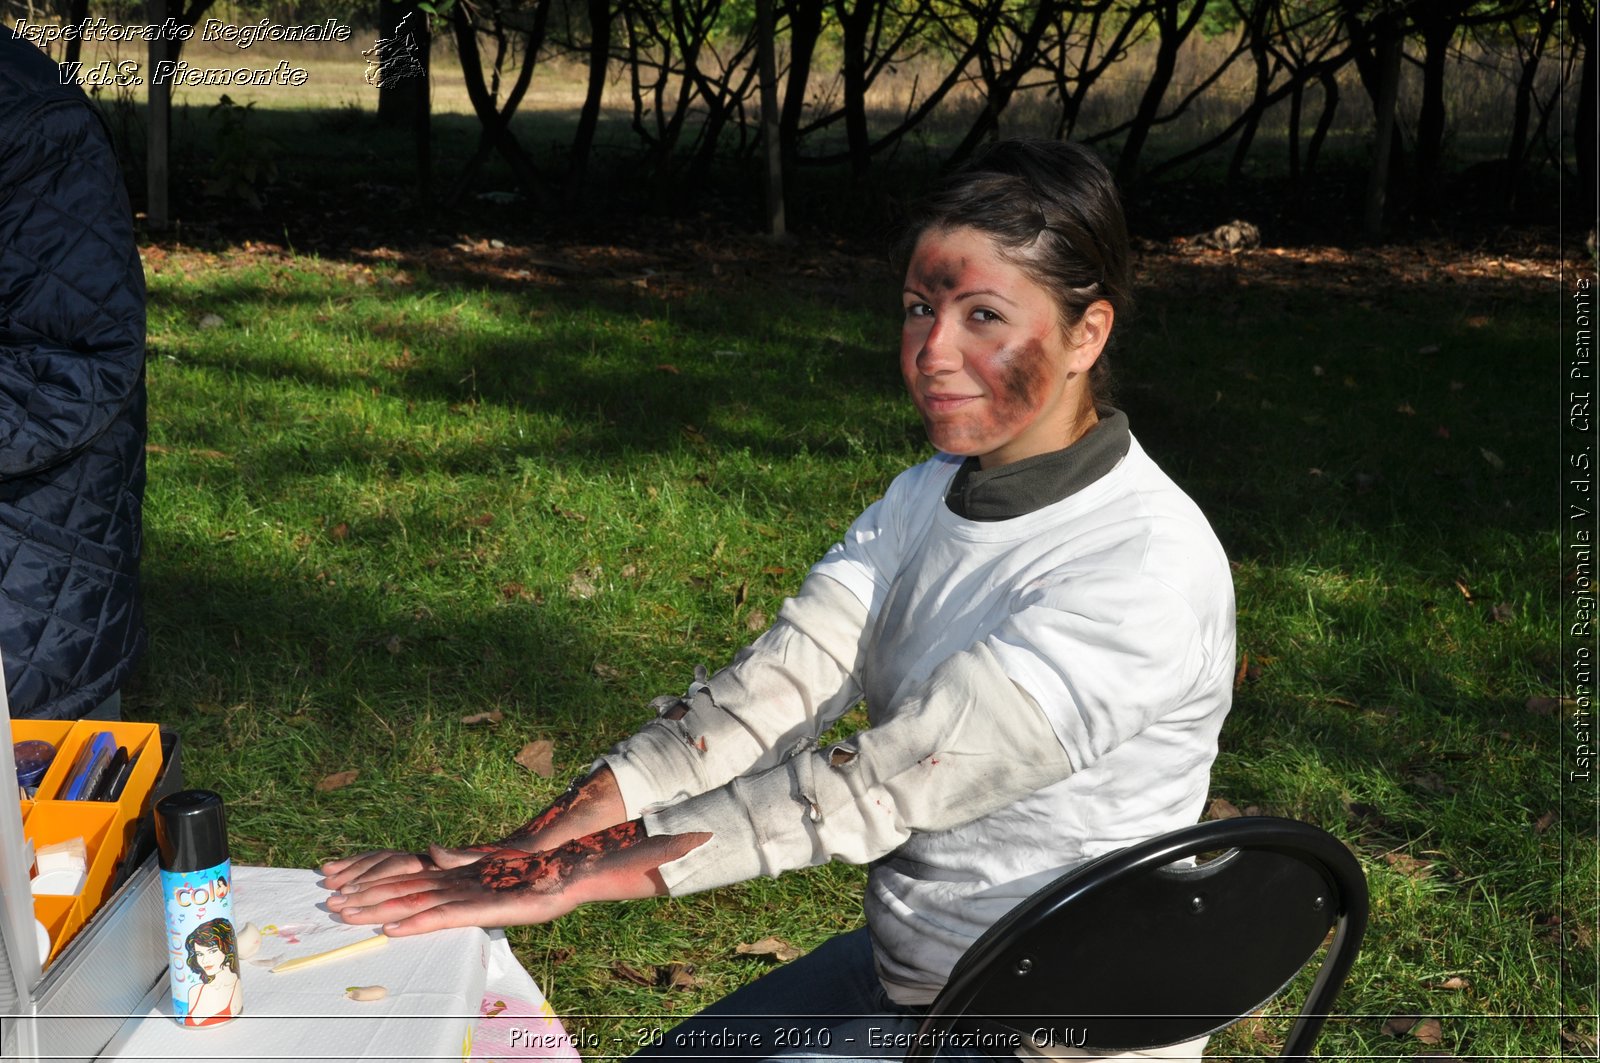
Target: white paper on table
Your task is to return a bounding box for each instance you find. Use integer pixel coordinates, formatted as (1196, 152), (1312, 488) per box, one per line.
(99, 865), (489, 1062)
(471, 930), (582, 1061)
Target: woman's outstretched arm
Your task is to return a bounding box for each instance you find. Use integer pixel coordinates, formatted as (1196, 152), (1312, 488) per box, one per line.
(327, 820), (710, 935)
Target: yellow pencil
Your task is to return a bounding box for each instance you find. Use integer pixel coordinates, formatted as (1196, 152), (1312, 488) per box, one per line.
(270, 933), (388, 973)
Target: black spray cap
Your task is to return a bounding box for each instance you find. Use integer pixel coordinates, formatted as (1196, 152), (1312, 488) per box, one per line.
(155, 789), (230, 873)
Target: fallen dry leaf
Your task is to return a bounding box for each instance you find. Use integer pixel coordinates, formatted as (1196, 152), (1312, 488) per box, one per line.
(1384, 852), (1433, 878)
(1526, 696), (1562, 716)
(657, 962), (701, 990)
(593, 661), (622, 682)
(515, 740), (555, 777)
(316, 770), (359, 792)
(568, 569), (599, 599)
(736, 936), (803, 963)
(745, 610), (769, 633)
(1397, 402), (1416, 415)
(1411, 1018), (1443, 1046)
(1406, 771), (1450, 794)
(1431, 976), (1470, 991)
(1207, 797), (1243, 820)
(553, 506), (588, 522)
(1487, 602), (1515, 624)
(500, 582), (537, 603)
(1561, 1028), (1599, 1052)
(461, 710), (504, 726)
(1383, 1014), (1424, 1038)
(384, 634), (403, 655)
(1479, 448), (1505, 471)
(612, 962), (653, 986)
(1453, 579), (1475, 602)
(330, 522), (350, 541)
(1534, 811), (1558, 834)
(469, 513), (495, 527)
(655, 363), (681, 374)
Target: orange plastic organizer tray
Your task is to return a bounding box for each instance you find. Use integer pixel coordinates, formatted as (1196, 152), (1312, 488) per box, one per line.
(14, 719), (163, 964)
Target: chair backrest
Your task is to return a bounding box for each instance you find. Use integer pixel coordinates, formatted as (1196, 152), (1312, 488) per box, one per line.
(909, 817), (1367, 1061)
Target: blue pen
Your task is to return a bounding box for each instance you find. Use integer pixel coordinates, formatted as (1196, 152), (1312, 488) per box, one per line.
(62, 732), (116, 801)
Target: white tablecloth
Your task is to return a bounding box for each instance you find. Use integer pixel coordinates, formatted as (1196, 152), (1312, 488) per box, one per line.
(97, 866), (581, 1062)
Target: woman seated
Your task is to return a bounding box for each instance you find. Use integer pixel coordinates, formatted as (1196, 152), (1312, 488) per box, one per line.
(324, 137), (1236, 1062)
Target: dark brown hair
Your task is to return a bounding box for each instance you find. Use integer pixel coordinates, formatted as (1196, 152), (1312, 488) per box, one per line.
(895, 139), (1132, 401)
(184, 918), (239, 983)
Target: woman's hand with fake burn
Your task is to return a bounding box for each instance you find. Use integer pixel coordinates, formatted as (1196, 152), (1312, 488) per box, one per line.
(326, 821), (708, 935)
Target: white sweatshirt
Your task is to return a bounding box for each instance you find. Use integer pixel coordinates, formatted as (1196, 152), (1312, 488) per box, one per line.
(602, 436), (1236, 1005)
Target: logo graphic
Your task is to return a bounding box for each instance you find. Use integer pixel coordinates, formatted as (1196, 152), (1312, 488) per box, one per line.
(363, 11), (425, 87)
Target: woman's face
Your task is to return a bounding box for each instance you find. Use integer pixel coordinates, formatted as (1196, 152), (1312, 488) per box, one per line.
(195, 942), (225, 978)
(900, 226), (1108, 469)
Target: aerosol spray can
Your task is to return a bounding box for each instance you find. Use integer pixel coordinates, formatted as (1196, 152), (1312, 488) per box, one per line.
(155, 790), (243, 1027)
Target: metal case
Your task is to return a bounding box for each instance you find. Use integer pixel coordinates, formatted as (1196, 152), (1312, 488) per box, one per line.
(1, 659), (171, 1062)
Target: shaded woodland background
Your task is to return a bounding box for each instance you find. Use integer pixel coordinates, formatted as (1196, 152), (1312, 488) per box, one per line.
(4, 0), (1593, 244)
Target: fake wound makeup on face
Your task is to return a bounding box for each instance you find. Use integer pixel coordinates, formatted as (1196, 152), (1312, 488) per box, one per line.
(913, 254), (967, 295)
(993, 339), (1051, 414)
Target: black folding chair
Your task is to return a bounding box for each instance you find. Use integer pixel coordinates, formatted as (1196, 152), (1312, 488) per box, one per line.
(908, 817), (1368, 1061)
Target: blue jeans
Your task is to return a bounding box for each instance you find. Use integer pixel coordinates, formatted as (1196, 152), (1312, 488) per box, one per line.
(632, 929), (988, 1063)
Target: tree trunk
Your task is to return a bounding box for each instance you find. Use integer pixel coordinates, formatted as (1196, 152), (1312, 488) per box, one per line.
(377, 0), (430, 128)
(62, 0), (88, 66)
(1305, 69), (1339, 172)
(449, 1), (547, 201)
(1503, 3), (1556, 210)
(947, 0), (1055, 167)
(1575, 0), (1596, 213)
(1228, 4), (1274, 189)
(1116, 0), (1206, 185)
(146, 0), (169, 229)
(567, 0), (612, 198)
(1340, 0), (1407, 187)
(780, 0), (825, 164)
(1362, 27), (1401, 237)
(757, 0), (785, 236)
(1412, 8), (1452, 214)
(837, 0), (873, 178)
(1287, 77), (1303, 182)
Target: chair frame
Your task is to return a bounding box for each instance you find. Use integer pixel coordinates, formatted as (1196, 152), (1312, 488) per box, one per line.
(908, 816), (1368, 1061)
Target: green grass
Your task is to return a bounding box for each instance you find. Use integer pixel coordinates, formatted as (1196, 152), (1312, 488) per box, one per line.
(131, 225), (1584, 1059)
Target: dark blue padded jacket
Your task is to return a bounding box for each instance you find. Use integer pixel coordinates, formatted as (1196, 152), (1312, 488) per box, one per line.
(0, 31), (147, 720)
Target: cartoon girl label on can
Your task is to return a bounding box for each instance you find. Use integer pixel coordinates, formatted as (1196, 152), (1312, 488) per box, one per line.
(177, 916), (242, 1025)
